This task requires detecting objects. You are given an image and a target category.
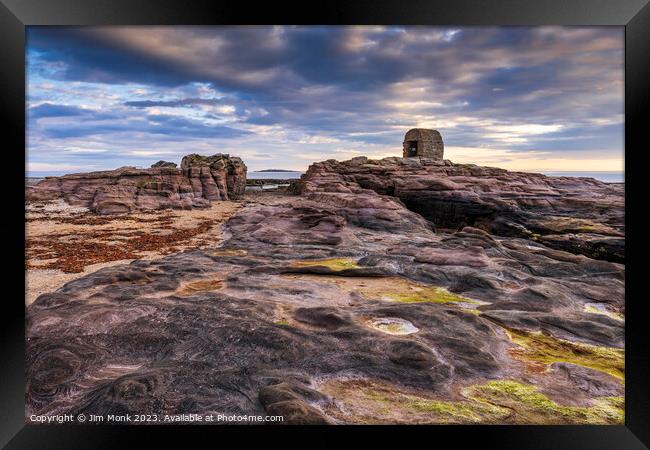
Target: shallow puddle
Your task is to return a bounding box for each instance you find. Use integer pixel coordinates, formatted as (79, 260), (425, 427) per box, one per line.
(367, 317), (419, 335)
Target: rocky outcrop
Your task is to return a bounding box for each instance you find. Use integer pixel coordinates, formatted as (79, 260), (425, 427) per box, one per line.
(27, 154), (247, 214)
(292, 156), (624, 262)
(25, 154), (625, 424)
(180, 153), (247, 200)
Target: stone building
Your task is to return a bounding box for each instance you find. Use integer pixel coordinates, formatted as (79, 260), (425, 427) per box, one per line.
(403, 128), (444, 160)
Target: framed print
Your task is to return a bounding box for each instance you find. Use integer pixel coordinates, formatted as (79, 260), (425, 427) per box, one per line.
(1, 0), (649, 448)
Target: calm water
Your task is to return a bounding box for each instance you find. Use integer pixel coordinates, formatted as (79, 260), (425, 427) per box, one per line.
(247, 171), (624, 183)
(26, 177), (45, 186)
(540, 171), (624, 183)
(27, 170), (625, 184)
(248, 171), (625, 183)
(248, 171), (303, 179)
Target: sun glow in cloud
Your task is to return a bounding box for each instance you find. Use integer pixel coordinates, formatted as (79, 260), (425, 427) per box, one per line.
(26, 26), (624, 174)
(446, 146), (624, 172)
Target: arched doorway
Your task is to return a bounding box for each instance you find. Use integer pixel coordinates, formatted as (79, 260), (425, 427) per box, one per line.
(407, 140), (418, 157)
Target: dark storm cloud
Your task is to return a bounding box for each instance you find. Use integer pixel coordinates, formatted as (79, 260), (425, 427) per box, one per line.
(27, 27), (199, 86)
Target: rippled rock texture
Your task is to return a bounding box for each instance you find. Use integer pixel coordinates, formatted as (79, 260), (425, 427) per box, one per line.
(27, 154), (247, 214)
(26, 157), (624, 424)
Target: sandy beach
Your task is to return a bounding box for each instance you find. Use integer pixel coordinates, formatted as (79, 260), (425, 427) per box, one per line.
(25, 199), (243, 305)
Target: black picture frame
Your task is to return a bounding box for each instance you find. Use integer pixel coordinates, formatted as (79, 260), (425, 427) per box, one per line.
(2, 0), (648, 448)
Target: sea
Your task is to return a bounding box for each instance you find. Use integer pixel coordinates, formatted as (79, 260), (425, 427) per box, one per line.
(539, 171), (624, 183)
(248, 171), (303, 180)
(247, 171), (625, 183)
(26, 170), (624, 184)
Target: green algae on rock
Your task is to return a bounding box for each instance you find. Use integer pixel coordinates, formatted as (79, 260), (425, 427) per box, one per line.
(319, 378), (510, 424)
(505, 328), (624, 381)
(382, 285), (476, 305)
(408, 397), (509, 423)
(464, 380), (624, 424)
(290, 257), (360, 271)
(584, 303), (624, 322)
(320, 378), (623, 424)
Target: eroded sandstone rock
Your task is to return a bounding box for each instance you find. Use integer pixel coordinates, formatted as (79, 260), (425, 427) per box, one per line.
(25, 155), (625, 424)
(292, 157), (624, 262)
(27, 154), (247, 214)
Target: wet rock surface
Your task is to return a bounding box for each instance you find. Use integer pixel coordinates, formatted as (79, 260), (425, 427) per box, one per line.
(27, 154), (247, 214)
(25, 157), (624, 424)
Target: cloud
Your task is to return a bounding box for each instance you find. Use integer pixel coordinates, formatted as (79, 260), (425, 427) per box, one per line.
(28, 102), (119, 122)
(29, 103), (86, 118)
(446, 146), (624, 172)
(124, 98), (227, 108)
(63, 148), (108, 154)
(26, 26), (624, 173)
(27, 162), (98, 172)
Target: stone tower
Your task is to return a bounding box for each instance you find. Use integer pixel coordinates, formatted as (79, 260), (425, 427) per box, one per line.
(403, 128), (444, 160)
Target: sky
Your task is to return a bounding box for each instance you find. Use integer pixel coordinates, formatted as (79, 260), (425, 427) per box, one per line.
(26, 26), (624, 175)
